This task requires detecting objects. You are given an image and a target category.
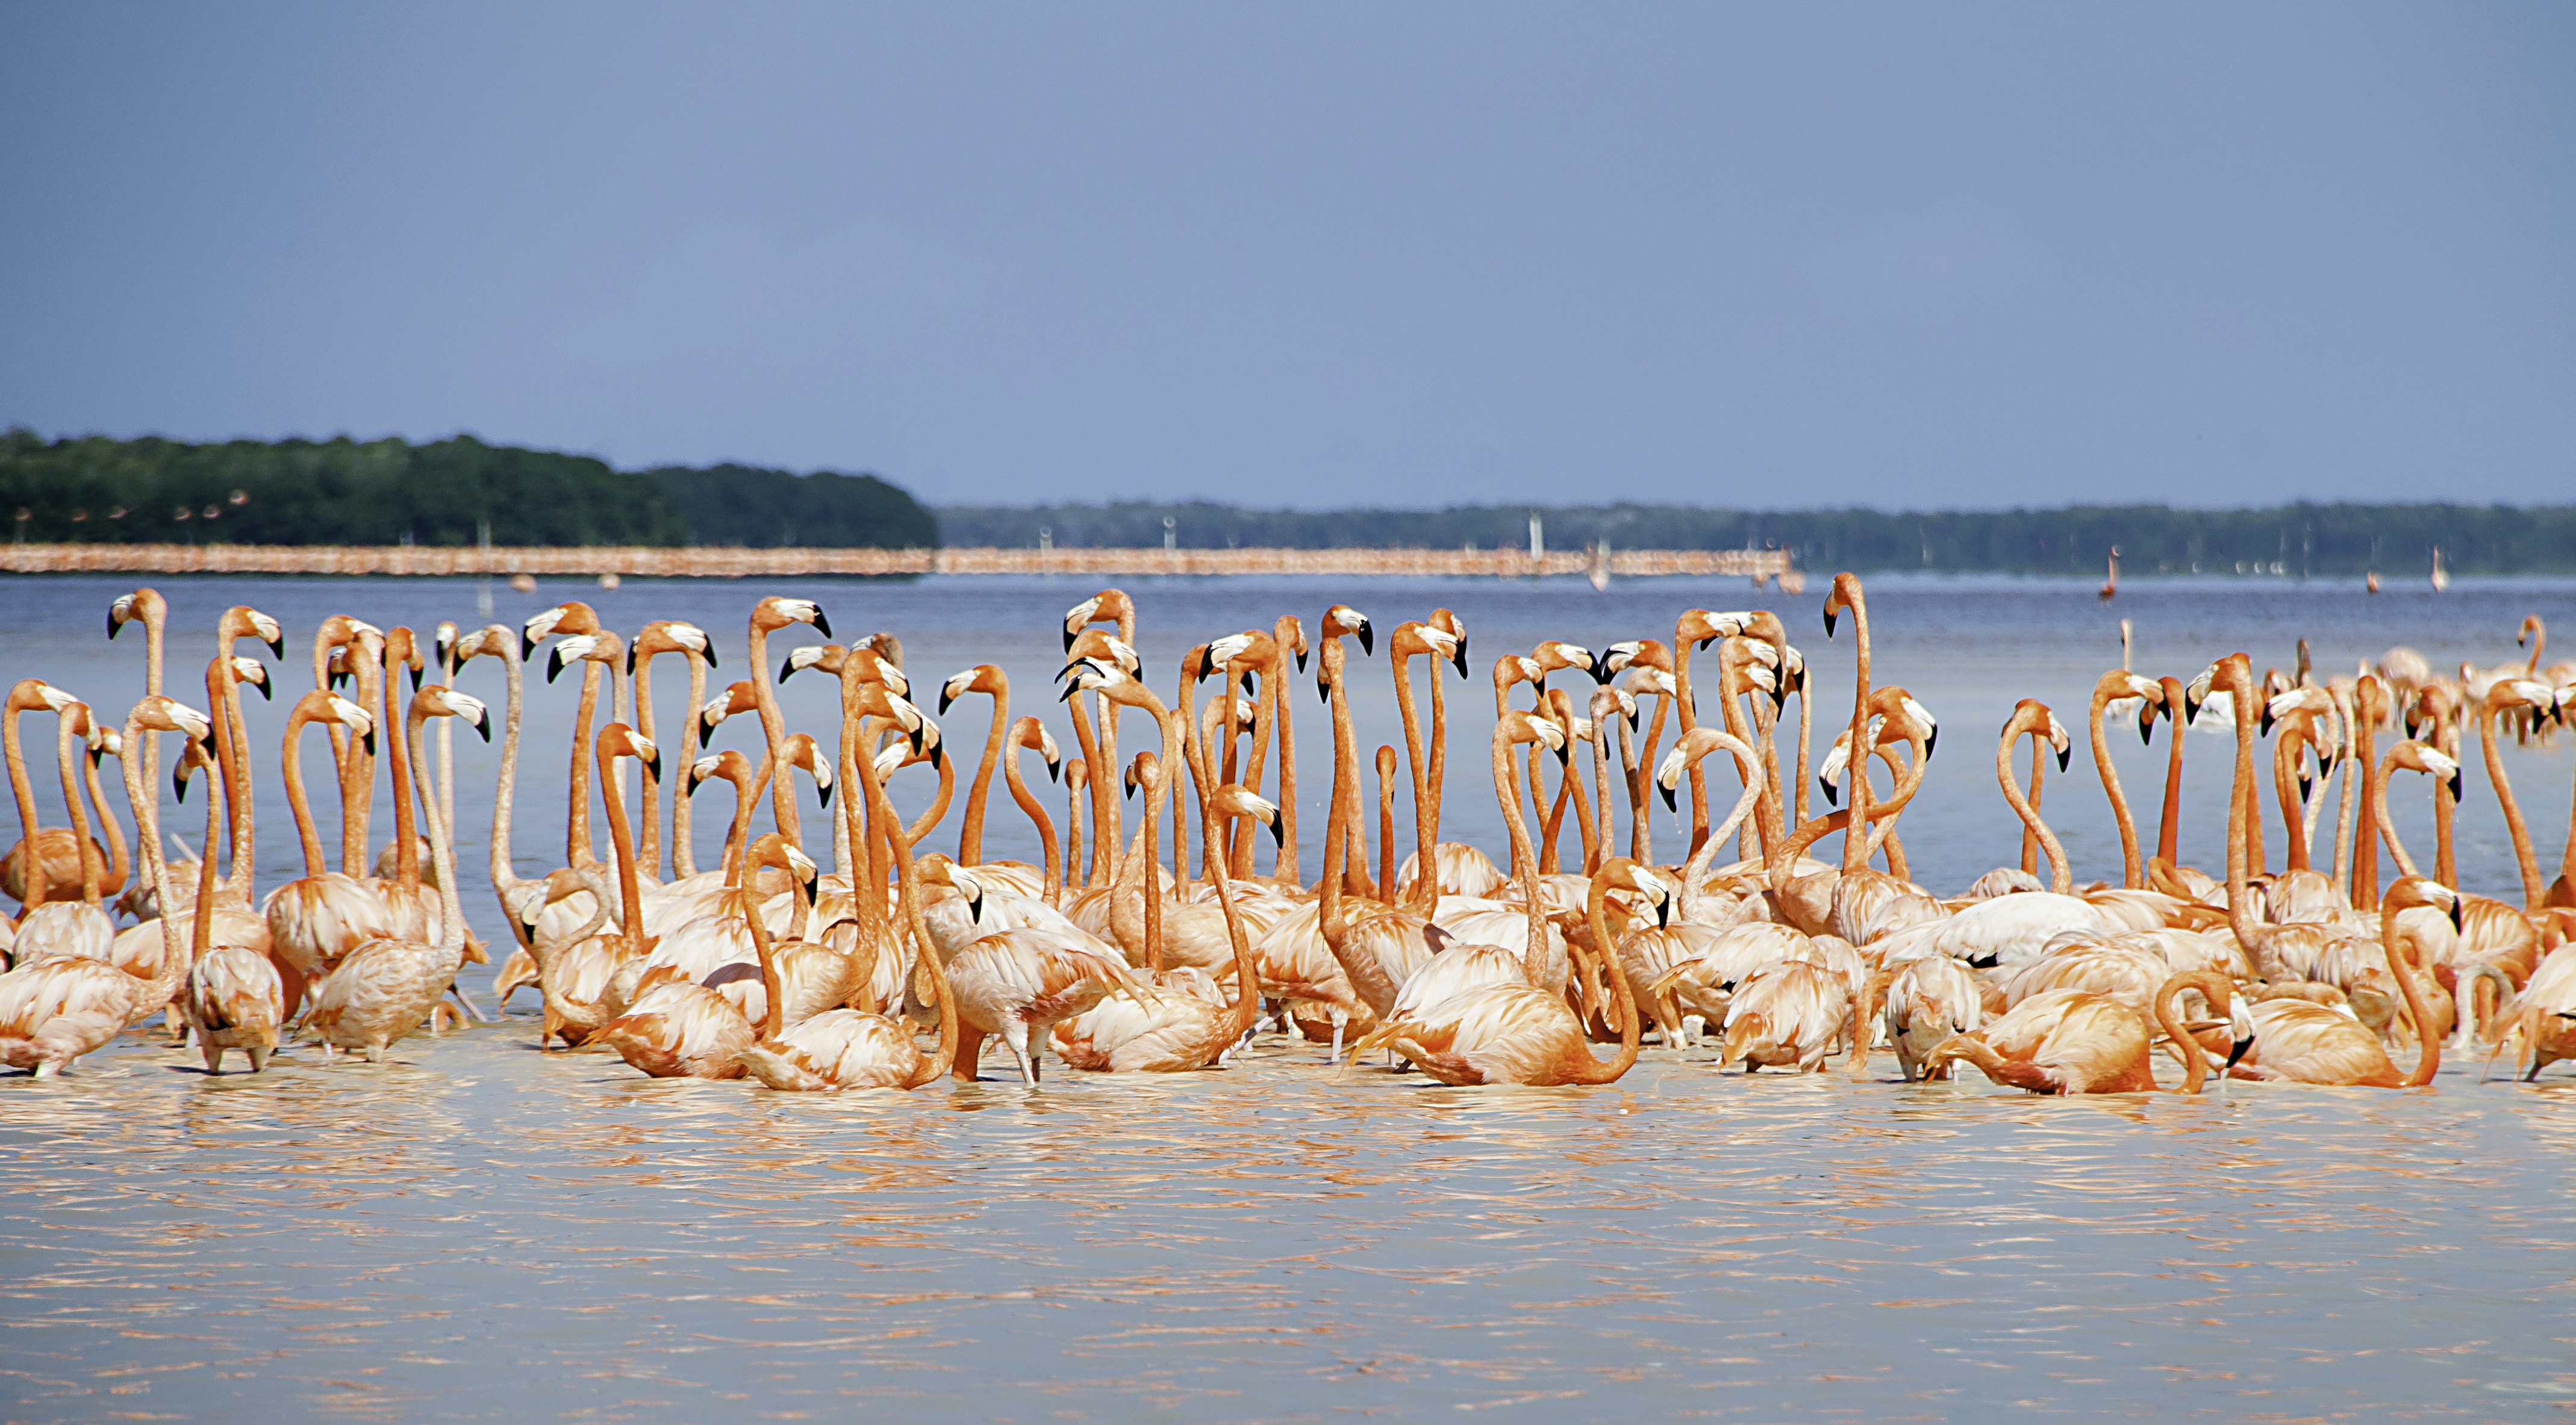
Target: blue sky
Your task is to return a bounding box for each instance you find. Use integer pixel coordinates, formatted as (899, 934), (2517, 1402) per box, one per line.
(3, 4), (2569, 509)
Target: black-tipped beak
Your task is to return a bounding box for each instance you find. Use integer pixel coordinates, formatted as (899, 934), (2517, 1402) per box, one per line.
(1044, 755), (1061, 784)
(360, 729), (376, 757)
(1654, 894), (1671, 930)
(1924, 725), (1939, 759)
(1058, 681), (1079, 703)
(1660, 781), (1679, 814)
(408, 665), (423, 693)
(2448, 771), (2463, 802)
(1123, 777), (1137, 802)
(545, 648), (567, 684)
(1820, 776), (1839, 807)
(1063, 625), (1079, 653)
(2260, 706), (2275, 737)
(329, 670), (349, 691)
(625, 644), (637, 676)
(687, 773), (707, 797)
(1450, 647), (1468, 679)
(965, 887), (984, 924)
(1297, 649), (1311, 674)
(700, 644), (717, 670)
(816, 779), (834, 809)
(937, 688), (955, 714)
(2297, 773), (2312, 804)
(2448, 896), (2465, 932)
(253, 679), (272, 702)
(1553, 740), (1571, 767)
(2225, 1035), (2253, 1070)
(641, 750), (661, 782)
(2139, 711), (2156, 746)
(1355, 621), (1373, 656)
(87, 744), (104, 770)
(106, 611), (121, 640)
(1823, 608), (1838, 638)
(2056, 746), (2071, 774)
(1588, 651), (1612, 684)
(2185, 695), (2203, 726)
(520, 631), (537, 663)
(472, 710), (492, 743)
(1240, 672), (1256, 699)
(174, 769), (190, 802)
(1266, 815), (1286, 849)
(266, 635), (285, 661)
(809, 610), (832, 638)
(1318, 676), (1332, 706)
(929, 740), (944, 770)
(778, 656), (797, 684)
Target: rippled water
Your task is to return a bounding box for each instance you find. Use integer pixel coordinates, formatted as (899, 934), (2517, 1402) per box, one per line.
(4, 572), (2574, 1419)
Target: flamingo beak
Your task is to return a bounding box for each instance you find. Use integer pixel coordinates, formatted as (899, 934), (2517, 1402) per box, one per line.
(1266, 814), (1286, 849)
(2185, 694), (2203, 726)
(1823, 607), (1838, 638)
(641, 750), (661, 782)
(1660, 781), (1679, 814)
(2056, 746), (2071, 774)
(1820, 776), (1839, 807)
(809, 610), (832, 638)
(1124, 776), (1137, 802)
(1063, 625), (1079, 653)
(1318, 675), (1332, 706)
(266, 635), (284, 661)
(2139, 709), (2156, 746)
(1355, 620), (1374, 656)
(2449, 896), (2464, 932)
(1589, 651), (1612, 684)
(1297, 649), (1311, 674)
(2260, 705), (2275, 737)
(360, 729), (376, 757)
(778, 656), (797, 684)
(1924, 725), (1939, 759)
(472, 709), (492, 743)
(928, 740), (944, 771)
(1044, 754), (1061, 784)
(106, 611), (121, 640)
(816, 778), (833, 810)
(409, 665), (423, 693)
(625, 644), (637, 676)
(937, 688), (955, 714)
(544, 647), (567, 684)
(520, 631), (538, 663)
(253, 678), (272, 702)
(965, 885), (984, 924)
(1058, 681), (1079, 703)
(1241, 672), (1257, 699)
(2448, 770), (2463, 802)
(2225, 1034), (2253, 1070)
(1654, 892), (1671, 929)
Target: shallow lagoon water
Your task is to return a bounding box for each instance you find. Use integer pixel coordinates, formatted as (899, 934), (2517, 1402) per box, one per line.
(3, 572), (2574, 1420)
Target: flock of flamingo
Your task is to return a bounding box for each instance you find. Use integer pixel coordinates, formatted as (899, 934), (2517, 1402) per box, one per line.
(2, 579), (2572, 1097)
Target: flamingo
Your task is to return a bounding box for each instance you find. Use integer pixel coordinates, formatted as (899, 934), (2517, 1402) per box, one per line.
(1924, 970), (2249, 1094)
(0, 696), (213, 1074)
(173, 736), (284, 1073)
(304, 688), (491, 1062)
(263, 691), (395, 1012)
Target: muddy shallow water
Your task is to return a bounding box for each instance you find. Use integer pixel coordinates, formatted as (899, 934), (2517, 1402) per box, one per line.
(4, 572), (2574, 1420)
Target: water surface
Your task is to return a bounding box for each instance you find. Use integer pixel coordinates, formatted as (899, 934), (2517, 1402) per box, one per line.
(3, 572), (2572, 1420)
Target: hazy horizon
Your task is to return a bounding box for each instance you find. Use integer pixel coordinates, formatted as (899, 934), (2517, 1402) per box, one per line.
(5, 4), (2570, 511)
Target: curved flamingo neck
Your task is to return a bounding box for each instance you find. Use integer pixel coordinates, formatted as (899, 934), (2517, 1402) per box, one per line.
(1392, 649), (1435, 908)
(2156, 678), (2187, 869)
(2381, 896), (2440, 1087)
(672, 650), (707, 879)
(488, 643), (526, 898)
(2150, 971), (2225, 1093)
(5, 700), (44, 906)
(281, 709), (330, 878)
(1997, 719), (2071, 895)
(54, 713), (101, 903)
(1567, 865), (1641, 1084)
(594, 738), (648, 959)
(847, 717), (956, 1087)
(1000, 737), (1060, 901)
(566, 659), (603, 867)
(408, 702), (468, 959)
(2474, 698), (2544, 908)
(2091, 677), (2143, 888)
(958, 678), (1008, 866)
(2371, 749), (2422, 881)
(1315, 638), (1397, 1014)
(384, 678), (422, 891)
(634, 651), (666, 877)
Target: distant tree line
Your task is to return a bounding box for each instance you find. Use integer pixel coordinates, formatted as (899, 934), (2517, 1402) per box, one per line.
(0, 429), (936, 549)
(936, 499), (2576, 576)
